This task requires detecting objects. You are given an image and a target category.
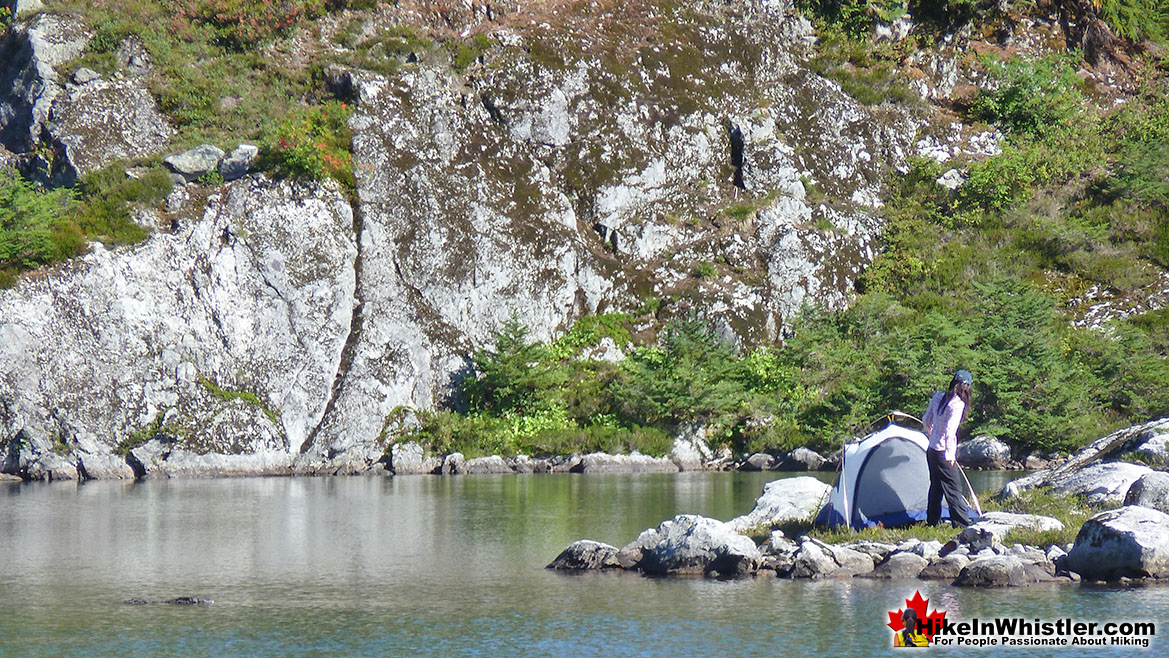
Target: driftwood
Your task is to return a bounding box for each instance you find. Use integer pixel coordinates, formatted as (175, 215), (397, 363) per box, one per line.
(999, 417), (1169, 499)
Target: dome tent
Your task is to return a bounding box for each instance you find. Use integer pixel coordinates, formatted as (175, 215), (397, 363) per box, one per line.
(815, 420), (969, 530)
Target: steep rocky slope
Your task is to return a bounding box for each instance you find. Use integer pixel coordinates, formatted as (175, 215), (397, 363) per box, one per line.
(0, 0), (1151, 478)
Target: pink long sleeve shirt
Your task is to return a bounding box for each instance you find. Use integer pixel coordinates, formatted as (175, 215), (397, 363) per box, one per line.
(922, 391), (964, 462)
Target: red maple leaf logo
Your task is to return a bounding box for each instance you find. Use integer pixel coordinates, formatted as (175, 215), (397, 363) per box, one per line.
(887, 590), (947, 642)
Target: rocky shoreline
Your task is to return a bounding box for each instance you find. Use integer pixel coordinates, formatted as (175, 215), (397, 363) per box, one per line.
(8, 419), (1134, 482)
(548, 418), (1169, 588)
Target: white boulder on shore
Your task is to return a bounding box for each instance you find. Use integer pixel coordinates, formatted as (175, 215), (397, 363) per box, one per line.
(726, 476), (831, 533)
(1124, 471), (1169, 515)
(546, 540), (619, 570)
(625, 514), (762, 577)
(1049, 462), (1152, 504)
(957, 435), (1012, 469)
(965, 511), (1064, 543)
(1065, 505), (1169, 581)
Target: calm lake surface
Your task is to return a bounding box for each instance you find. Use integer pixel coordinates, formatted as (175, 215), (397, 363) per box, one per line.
(1, 471), (1165, 656)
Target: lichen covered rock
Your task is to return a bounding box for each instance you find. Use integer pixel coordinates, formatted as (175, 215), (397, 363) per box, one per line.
(1065, 506), (1169, 581)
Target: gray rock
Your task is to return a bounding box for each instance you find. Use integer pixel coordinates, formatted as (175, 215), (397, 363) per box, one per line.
(778, 447), (826, 471)
(1132, 430), (1169, 466)
(903, 539), (944, 560)
(1050, 461), (1152, 504)
(116, 37), (151, 77)
(72, 67), (101, 85)
(839, 540), (898, 561)
(76, 453), (135, 480)
(636, 515), (762, 577)
(26, 452), (79, 481)
(1024, 453), (1051, 470)
(963, 511), (1063, 544)
(465, 455), (512, 474)
(389, 442), (439, 474)
(954, 555), (1032, 587)
(668, 424), (711, 471)
(727, 476), (832, 533)
(0, 14), (90, 152)
(165, 144), (225, 182)
(163, 597), (212, 605)
(441, 452), (467, 475)
(508, 455), (535, 474)
(1124, 471), (1169, 514)
(864, 551), (928, 579)
(1065, 506), (1169, 580)
(935, 168), (965, 191)
(763, 533), (801, 575)
(957, 435), (1011, 469)
(740, 452), (776, 472)
(1, 4), (932, 476)
(1004, 419), (1168, 498)
(142, 448), (295, 479)
(1046, 544), (1067, 563)
(919, 553), (970, 580)
(534, 456), (581, 474)
(9, 1), (44, 16)
(546, 540), (619, 570)
(790, 538), (874, 579)
(573, 452), (679, 474)
(218, 143), (259, 182)
(48, 77), (175, 185)
(1, 177), (357, 478)
(615, 526), (662, 569)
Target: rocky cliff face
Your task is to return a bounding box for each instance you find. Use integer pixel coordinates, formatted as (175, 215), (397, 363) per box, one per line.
(0, 0), (992, 478)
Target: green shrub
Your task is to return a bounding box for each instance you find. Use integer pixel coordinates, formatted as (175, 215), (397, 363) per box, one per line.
(198, 377), (279, 424)
(969, 53), (1085, 138)
(172, 1), (362, 51)
(262, 100), (354, 185)
(1, 172), (83, 281)
(73, 164), (172, 245)
(615, 317), (748, 429)
(796, 1), (909, 38)
(691, 261), (717, 279)
(547, 313), (632, 359)
(1095, 0), (1169, 44)
(446, 33), (492, 72)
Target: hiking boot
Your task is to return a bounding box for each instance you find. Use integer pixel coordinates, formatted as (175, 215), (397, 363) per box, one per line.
(938, 539), (959, 557)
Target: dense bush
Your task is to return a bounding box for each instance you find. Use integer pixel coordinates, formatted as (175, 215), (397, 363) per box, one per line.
(1094, 0), (1169, 44)
(0, 172), (82, 287)
(1, 164), (172, 288)
(261, 100), (354, 185)
(172, 1), (371, 50)
(969, 54), (1086, 138)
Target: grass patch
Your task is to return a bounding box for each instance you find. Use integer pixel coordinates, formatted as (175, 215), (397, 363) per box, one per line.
(115, 409), (185, 455)
(773, 519), (962, 545)
(691, 260), (717, 279)
(197, 377), (279, 425)
(981, 488), (1106, 548)
(2, 163), (173, 286)
(760, 487), (1105, 550)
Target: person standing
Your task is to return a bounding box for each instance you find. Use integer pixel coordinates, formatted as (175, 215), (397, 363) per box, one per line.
(921, 370), (974, 527)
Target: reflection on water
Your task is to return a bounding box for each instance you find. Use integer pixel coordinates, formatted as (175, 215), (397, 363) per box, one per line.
(1, 472), (1163, 656)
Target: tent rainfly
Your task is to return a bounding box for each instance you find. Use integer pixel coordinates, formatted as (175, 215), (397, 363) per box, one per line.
(815, 422), (964, 530)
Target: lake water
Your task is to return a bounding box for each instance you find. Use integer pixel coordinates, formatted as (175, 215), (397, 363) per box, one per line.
(1, 472), (1165, 656)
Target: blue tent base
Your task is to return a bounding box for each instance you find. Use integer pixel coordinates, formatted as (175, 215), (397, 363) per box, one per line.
(814, 505), (960, 530)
